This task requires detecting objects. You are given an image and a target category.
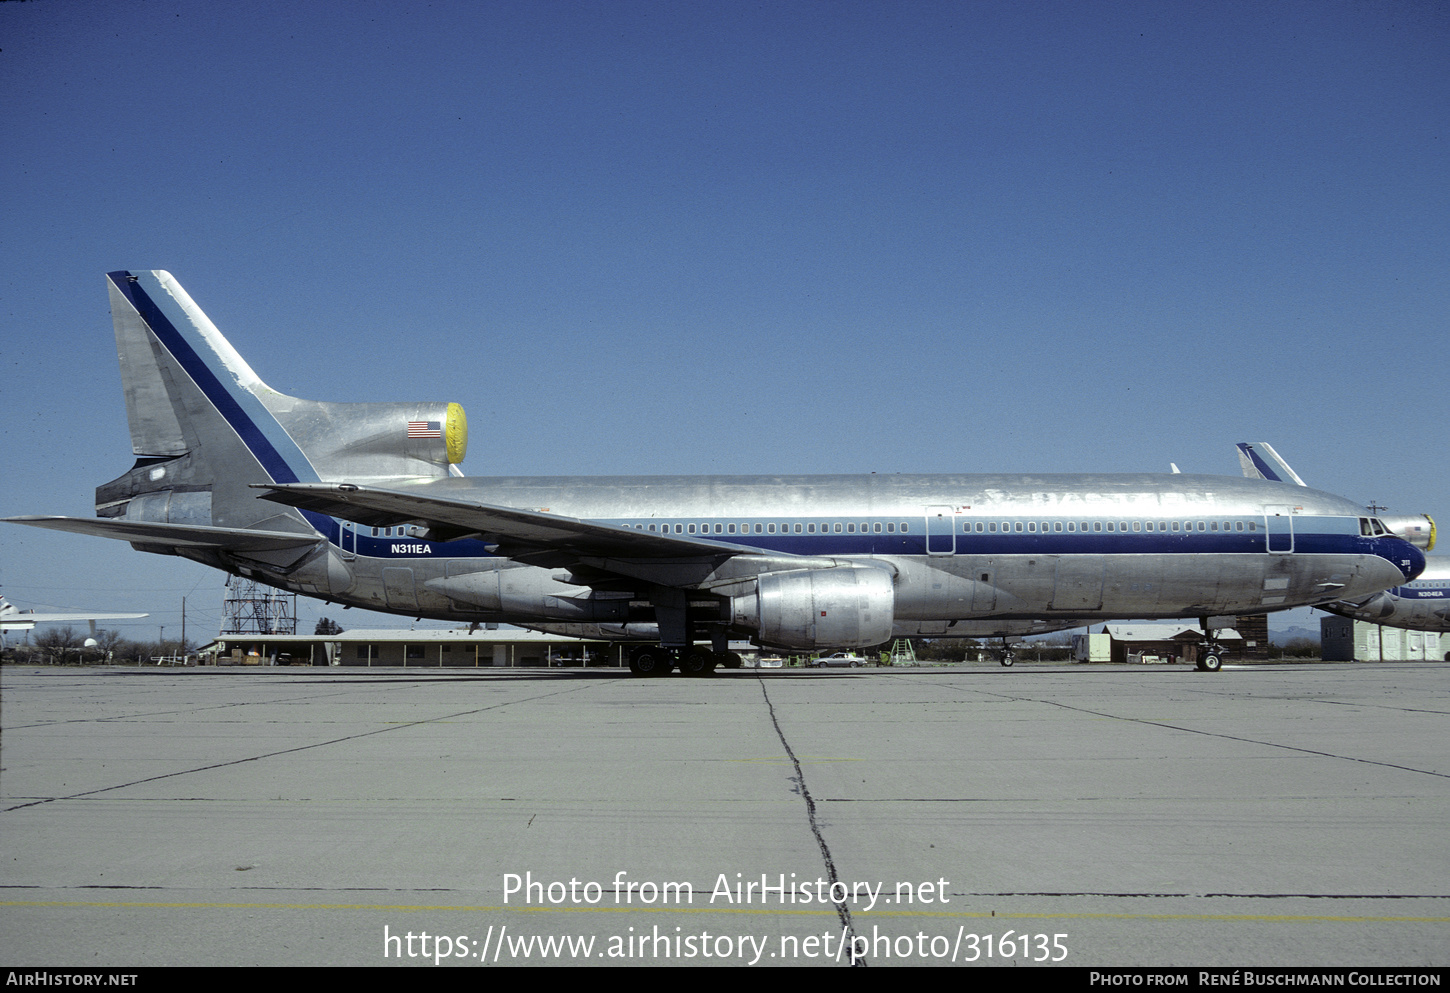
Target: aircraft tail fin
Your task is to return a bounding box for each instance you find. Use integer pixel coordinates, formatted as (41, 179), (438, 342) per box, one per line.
(99, 270), (468, 525)
(9, 271), (469, 596)
(1236, 442), (1307, 487)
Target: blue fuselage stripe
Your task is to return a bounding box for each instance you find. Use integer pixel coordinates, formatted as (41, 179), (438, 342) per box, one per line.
(338, 518), (1420, 579)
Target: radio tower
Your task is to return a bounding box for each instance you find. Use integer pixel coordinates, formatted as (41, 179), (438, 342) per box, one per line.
(221, 576), (297, 635)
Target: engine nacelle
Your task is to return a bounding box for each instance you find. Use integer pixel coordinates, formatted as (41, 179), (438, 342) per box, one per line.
(278, 400), (468, 482)
(1379, 514), (1436, 551)
(737, 567), (895, 650)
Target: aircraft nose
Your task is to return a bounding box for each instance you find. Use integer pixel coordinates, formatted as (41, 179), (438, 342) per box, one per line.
(1396, 543), (1426, 582)
(1353, 543), (1421, 599)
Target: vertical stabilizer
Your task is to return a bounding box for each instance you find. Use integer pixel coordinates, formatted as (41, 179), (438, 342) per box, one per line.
(1236, 442), (1307, 487)
(106, 270), (317, 486)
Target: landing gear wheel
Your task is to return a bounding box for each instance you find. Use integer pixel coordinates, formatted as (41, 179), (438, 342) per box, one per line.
(1201, 653), (1222, 672)
(1000, 653), (1014, 667)
(629, 647), (672, 677)
(678, 647), (717, 677)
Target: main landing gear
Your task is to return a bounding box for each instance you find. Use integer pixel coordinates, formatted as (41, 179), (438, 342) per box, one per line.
(627, 645), (742, 677)
(1195, 650), (1224, 672)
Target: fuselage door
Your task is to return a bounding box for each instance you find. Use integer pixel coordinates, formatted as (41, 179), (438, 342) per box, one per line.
(926, 506), (955, 556)
(1265, 507), (1294, 553)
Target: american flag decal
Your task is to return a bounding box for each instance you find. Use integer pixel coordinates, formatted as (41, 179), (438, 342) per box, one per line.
(407, 420), (442, 439)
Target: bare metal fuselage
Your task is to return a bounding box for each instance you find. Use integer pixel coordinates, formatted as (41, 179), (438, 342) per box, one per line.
(304, 471), (1413, 643)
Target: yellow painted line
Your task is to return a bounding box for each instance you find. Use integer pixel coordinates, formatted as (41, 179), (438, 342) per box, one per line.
(2, 900), (1446, 924)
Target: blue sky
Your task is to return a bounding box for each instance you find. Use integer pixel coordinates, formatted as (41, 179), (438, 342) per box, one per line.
(2, 0), (1446, 642)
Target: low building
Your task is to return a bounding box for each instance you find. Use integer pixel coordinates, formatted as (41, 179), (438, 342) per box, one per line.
(205, 628), (623, 667)
(1320, 617), (1450, 662)
(1098, 623), (1243, 665)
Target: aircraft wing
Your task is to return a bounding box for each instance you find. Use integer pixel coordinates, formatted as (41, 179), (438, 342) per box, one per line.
(3, 516), (325, 551)
(255, 482), (770, 566)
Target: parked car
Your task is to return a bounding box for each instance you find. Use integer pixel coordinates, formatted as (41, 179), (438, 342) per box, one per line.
(813, 652), (867, 667)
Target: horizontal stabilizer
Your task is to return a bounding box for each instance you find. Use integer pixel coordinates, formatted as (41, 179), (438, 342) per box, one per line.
(0, 596), (148, 631)
(1236, 442), (1306, 486)
(254, 482), (765, 561)
(3, 516), (323, 551)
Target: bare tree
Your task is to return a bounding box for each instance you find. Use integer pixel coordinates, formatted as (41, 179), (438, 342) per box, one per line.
(34, 626), (80, 665)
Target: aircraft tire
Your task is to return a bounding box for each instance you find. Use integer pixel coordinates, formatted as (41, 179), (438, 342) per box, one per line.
(678, 647), (716, 677)
(1000, 653), (1014, 667)
(1202, 653), (1222, 672)
(629, 647), (671, 678)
